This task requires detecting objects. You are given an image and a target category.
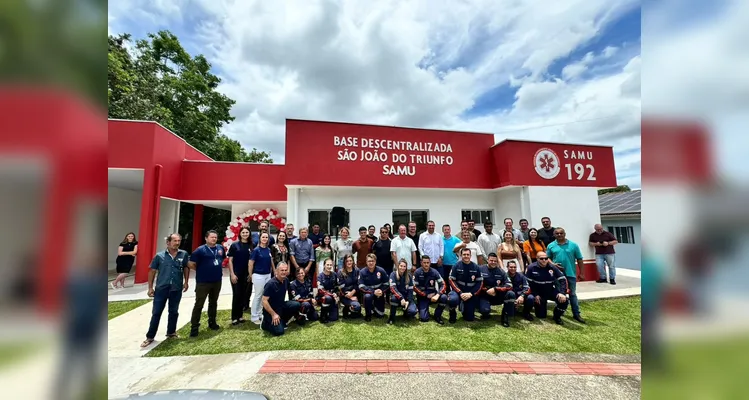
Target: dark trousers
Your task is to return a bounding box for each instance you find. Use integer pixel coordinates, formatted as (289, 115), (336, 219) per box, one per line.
(478, 291), (516, 317)
(318, 294), (340, 321)
(243, 280), (253, 310)
(299, 301), (319, 321)
(363, 293), (386, 317)
(231, 274), (249, 321)
(341, 295), (362, 314)
(191, 281), (222, 330)
(261, 301), (301, 336)
(519, 294), (535, 315)
(439, 265), (453, 293)
(533, 291), (569, 318)
(417, 294), (447, 321)
(447, 291), (478, 321)
(146, 286), (183, 339)
(389, 300), (417, 319)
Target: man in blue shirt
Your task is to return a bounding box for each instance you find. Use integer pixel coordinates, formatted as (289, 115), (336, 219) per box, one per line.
(141, 233), (189, 348)
(290, 227), (315, 283)
(251, 220), (276, 247)
(546, 227), (586, 324)
(261, 262), (301, 336)
(188, 230), (226, 337)
(441, 224), (462, 293)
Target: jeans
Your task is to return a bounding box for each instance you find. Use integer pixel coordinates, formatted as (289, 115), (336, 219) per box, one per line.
(261, 301), (301, 336)
(596, 254), (616, 280)
(567, 277), (581, 317)
(147, 286), (183, 339)
(251, 273), (272, 321)
(191, 281), (222, 330)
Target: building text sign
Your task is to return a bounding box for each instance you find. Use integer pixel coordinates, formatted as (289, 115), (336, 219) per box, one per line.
(334, 136), (454, 176)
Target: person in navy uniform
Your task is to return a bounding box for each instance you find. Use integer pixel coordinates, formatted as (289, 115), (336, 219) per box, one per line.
(316, 258), (340, 323)
(289, 268), (318, 325)
(261, 262), (301, 336)
(228, 226), (254, 325)
(478, 253), (515, 327)
(525, 251), (569, 325)
(188, 230), (226, 337)
(358, 253), (390, 321)
(413, 255), (447, 324)
(447, 248), (484, 323)
(506, 260), (534, 321)
(337, 254), (362, 319)
(388, 259), (417, 324)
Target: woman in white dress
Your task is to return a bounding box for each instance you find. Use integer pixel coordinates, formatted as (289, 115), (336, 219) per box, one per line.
(332, 227), (353, 272)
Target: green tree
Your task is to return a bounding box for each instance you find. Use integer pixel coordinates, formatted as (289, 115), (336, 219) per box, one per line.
(107, 30), (273, 163)
(598, 185), (631, 195)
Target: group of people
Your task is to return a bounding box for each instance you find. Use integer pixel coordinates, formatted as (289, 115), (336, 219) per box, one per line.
(138, 216), (619, 345)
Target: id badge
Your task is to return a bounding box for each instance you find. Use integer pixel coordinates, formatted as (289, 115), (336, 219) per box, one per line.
(214, 259), (219, 266)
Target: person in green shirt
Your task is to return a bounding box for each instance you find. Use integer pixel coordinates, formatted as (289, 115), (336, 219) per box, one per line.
(546, 227), (586, 324)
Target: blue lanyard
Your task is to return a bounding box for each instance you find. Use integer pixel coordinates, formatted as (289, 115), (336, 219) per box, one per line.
(207, 245), (218, 260)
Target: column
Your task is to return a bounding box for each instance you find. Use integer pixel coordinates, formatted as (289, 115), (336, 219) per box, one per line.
(192, 204), (204, 250)
(135, 165), (163, 284)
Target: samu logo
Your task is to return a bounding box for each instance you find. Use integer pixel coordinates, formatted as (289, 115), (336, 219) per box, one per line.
(534, 148), (560, 179)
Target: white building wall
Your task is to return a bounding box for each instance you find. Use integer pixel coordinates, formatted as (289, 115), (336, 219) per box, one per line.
(108, 187), (142, 270)
(156, 198), (180, 252)
(600, 217), (641, 270)
(526, 186), (601, 261)
(495, 187), (525, 227)
(293, 187), (497, 232)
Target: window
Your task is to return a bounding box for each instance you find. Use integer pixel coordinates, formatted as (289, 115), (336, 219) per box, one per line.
(607, 226), (636, 244)
(392, 210), (429, 232)
(308, 209), (349, 235)
(461, 209), (493, 225)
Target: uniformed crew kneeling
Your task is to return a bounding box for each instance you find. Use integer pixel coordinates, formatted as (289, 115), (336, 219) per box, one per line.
(257, 253), (580, 336)
(388, 259), (417, 324)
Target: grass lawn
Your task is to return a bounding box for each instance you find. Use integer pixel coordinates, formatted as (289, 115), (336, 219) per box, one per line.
(642, 335), (749, 399)
(0, 342), (42, 371)
(108, 299), (152, 320)
(147, 296), (640, 357)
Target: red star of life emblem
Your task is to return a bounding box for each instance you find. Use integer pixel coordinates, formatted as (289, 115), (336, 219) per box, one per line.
(538, 153), (555, 172)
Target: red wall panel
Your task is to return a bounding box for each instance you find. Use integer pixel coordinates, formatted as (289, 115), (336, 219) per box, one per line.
(284, 119), (495, 189)
(108, 120), (156, 168)
(491, 140), (617, 188)
(180, 161), (287, 201)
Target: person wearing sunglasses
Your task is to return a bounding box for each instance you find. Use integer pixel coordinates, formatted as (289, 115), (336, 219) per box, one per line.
(524, 251), (569, 325)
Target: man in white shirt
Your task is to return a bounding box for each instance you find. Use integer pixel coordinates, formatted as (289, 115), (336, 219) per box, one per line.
(453, 230), (485, 265)
(418, 220), (444, 271)
(390, 224), (417, 271)
(476, 221), (501, 259)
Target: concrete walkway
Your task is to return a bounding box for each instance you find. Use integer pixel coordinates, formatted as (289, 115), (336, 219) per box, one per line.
(108, 269), (642, 398)
(108, 350), (640, 399)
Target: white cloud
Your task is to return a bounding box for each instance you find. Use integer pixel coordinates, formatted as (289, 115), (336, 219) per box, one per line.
(109, 0), (642, 186)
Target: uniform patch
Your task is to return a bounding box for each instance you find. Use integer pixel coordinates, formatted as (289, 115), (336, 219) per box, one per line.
(377, 272), (381, 278)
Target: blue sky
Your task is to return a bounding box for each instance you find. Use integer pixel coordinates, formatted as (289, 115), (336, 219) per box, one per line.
(109, 0), (642, 188)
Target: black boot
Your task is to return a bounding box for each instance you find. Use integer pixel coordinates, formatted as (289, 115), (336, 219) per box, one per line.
(501, 313), (510, 327)
(449, 309), (457, 324)
(388, 307), (396, 325)
(553, 308), (564, 325)
(320, 308), (329, 324)
(523, 313), (534, 321)
(342, 307), (350, 319)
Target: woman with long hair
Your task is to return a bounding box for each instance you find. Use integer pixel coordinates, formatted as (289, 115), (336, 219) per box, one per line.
(384, 223), (394, 239)
(332, 227), (353, 272)
(498, 230), (525, 273)
(228, 226), (253, 325)
(248, 232), (275, 324)
(337, 254), (362, 319)
(316, 258), (339, 323)
(522, 228), (546, 264)
(112, 232), (138, 289)
(316, 234), (334, 275)
(388, 259), (417, 324)
(272, 231), (290, 276)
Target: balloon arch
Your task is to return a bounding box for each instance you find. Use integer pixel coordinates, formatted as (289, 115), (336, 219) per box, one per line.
(222, 208), (286, 251)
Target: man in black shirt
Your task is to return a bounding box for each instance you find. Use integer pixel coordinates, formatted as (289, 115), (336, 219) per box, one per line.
(367, 225), (378, 242)
(537, 216), (556, 247)
(469, 219), (482, 239)
(373, 226), (393, 274)
(407, 221), (421, 261)
(261, 262), (301, 336)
